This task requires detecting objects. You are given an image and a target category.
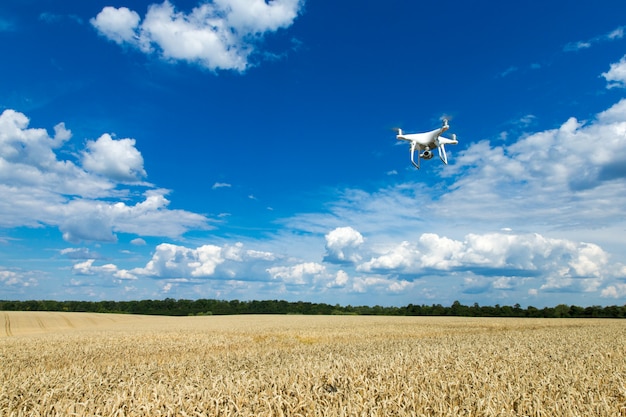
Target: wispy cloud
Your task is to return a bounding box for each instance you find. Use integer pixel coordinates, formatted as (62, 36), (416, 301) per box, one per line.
(564, 25), (625, 52)
(498, 66), (518, 78)
(212, 182), (232, 189)
(39, 12), (83, 25)
(0, 17), (16, 32)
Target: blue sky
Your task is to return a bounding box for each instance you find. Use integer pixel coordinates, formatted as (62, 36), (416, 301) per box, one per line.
(1, 0), (626, 308)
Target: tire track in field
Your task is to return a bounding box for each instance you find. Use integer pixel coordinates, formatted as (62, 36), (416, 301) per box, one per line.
(60, 314), (75, 329)
(36, 316), (46, 330)
(3, 313), (12, 337)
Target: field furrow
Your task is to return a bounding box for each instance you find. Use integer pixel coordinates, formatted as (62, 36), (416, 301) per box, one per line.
(3, 313), (11, 337)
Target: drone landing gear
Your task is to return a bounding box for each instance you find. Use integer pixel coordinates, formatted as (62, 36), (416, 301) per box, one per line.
(438, 144), (448, 165)
(410, 146), (420, 169)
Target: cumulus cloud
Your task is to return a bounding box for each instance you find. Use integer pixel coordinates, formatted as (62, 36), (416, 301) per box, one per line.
(0, 109), (209, 242)
(72, 259), (118, 276)
(601, 283), (626, 298)
(358, 232), (612, 288)
(132, 243), (224, 278)
(91, 0), (305, 72)
(90, 6), (141, 44)
(328, 269), (349, 288)
(1, 109), (72, 171)
(273, 59), (626, 302)
(82, 134), (146, 182)
(130, 241), (276, 279)
(324, 226), (364, 264)
(328, 225), (621, 296)
(602, 55), (626, 89)
(71, 259), (136, 280)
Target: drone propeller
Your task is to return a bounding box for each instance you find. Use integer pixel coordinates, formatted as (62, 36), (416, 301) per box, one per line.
(440, 113), (454, 123)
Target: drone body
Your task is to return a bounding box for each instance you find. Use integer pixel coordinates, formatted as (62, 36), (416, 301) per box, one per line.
(396, 119), (458, 169)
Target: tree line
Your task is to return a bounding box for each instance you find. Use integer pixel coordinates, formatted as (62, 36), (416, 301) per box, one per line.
(1, 299), (625, 318)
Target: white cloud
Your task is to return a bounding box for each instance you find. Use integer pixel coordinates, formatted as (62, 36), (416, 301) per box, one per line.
(244, 248), (276, 261)
(564, 41), (591, 52)
(271, 66), (626, 301)
(324, 226), (364, 264)
(1, 109), (73, 171)
(418, 233), (465, 269)
(91, 0), (305, 72)
(72, 259), (119, 276)
(564, 25), (625, 52)
(350, 275), (413, 294)
(388, 279), (413, 293)
(214, 0), (301, 33)
(357, 232), (612, 289)
(602, 55), (626, 89)
(60, 247), (100, 260)
(212, 182), (232, 189)
(601, 283), (626, 298)
(328, 269), (349, 288)
(266, 262), (326, 285)
(608, 27), (625, 40)
(132, 243), (224, 278)
(0, 109), (210, 242)
(358, 241), (414, 273)
(0, 269), (21, 286)
(70, 258), (137, 280)
(0, 268), (38, 288)
(437, 99), (626, 228)
(130, 241), (277, 280)
(492, 277), (515, 290)
(82, 134), (146, 182)
(58, 189), (210, 243)
(90, 6), (141, 45)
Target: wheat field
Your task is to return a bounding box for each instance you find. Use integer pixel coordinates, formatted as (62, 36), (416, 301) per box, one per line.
(1, 312), (625, 416)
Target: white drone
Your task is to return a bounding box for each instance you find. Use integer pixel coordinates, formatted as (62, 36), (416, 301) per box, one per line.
(395, 119), (458, 169)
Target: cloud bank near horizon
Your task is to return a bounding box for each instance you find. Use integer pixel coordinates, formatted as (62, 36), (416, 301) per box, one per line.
(3, 54), (626, 305)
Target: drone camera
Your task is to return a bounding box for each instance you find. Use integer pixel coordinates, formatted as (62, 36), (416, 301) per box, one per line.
(420, 150), (434, 160)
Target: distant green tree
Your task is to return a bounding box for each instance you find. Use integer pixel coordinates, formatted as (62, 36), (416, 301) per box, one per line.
(450, 300), (470, 316)
(554, 304), (570, 318)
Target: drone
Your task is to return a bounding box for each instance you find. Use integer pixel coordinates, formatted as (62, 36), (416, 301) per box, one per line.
(395, 119), (458, 169)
